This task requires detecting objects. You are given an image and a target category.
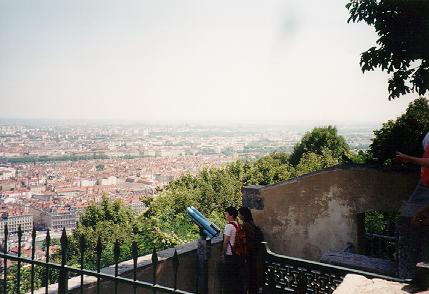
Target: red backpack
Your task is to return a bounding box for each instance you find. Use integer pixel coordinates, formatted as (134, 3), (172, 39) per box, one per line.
(228, 221), (247, 257)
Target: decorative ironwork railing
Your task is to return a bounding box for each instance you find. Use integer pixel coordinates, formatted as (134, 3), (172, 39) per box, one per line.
(262, 242), (410, 294)
(0, 225), (195, 294)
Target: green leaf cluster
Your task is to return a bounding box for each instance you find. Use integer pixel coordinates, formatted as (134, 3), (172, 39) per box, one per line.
(289, 126), (350, 166)
(346, 0), (429, 99)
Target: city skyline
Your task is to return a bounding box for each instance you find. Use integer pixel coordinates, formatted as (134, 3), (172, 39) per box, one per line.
(0, 0), (419, 122)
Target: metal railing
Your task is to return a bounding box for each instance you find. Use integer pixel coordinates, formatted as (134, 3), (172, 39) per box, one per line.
(0, 225), (195, 294)
(262, 242), (410, 294)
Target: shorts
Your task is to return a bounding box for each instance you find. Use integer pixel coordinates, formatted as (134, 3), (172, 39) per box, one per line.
(409, 181), (429, 204)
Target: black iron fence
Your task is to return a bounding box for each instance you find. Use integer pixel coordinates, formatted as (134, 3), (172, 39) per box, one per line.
(0, 225), (195, 294)
(262, 242), (410, 294)
(1, 225), (410, 294)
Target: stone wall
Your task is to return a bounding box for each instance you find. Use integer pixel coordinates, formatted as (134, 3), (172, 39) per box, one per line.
(243, 165), (419, 261)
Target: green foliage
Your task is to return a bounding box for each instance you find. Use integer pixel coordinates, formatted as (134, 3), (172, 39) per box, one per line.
(369, 97), (429, 163)
(243, 154), (293, 185)
(294, 149), (340, 177)
(364, 211), (397, 234)
(3, 264), (48, 294)
(349, 150), (372, 164)
(79, 196), (135, 229)
(146, 166), (244, 243)
(346, 0), (429, 99)
(289, 126), (350, 166)
(364, 211), (385, 234)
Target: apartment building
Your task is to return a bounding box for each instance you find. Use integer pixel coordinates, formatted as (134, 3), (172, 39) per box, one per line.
(0, 213), (33, 237)
(46, 207), (77, 230)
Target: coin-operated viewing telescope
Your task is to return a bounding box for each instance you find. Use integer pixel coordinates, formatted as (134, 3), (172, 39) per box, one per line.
(187, 206), (221, 239)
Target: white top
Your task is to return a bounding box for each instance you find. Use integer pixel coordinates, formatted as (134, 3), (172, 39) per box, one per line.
(223, 221), (238, 255)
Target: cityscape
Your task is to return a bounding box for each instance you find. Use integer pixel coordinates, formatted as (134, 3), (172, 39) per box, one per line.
(0, 0), (427, 292)
(0, 119), (378, 256)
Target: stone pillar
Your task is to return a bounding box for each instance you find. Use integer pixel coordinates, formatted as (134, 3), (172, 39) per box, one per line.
(242, 185), (265, 210)
(414, 262), (429, 290)
(397, 202), (429, 279)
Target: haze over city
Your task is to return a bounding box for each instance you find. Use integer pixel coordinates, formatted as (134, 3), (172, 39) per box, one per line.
(0, 0), (417, 123)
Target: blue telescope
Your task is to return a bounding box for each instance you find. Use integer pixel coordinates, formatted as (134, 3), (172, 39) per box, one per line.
(187, 206), (221, 239)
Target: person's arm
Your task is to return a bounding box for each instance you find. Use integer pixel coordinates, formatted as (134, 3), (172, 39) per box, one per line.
(395, 152), (429, 167)
(222, 224), (232, 257)
(222, 234), (230, 256)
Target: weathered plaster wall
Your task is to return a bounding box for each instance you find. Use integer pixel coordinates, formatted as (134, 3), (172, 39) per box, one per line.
(244, 165), (419, 261)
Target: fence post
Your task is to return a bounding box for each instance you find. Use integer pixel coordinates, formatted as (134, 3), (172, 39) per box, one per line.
(173, 250), (179, 291)
(31, 227), (36, 294)
(3, 224), (8, 294)
(152, 248), (158, 294)
(58, 228), (69, 293)
(132, 241), (139, 294)
(114, 240), (121, 294)
(17, 225), (23, 293)
(45, 229), (51, 294)
(79, 234), (87, 294)
(197, 229), (210, 293)
(96, 237), (102, 294)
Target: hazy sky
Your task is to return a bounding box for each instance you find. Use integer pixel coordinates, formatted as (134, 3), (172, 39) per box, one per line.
(0, 0), (418, 122)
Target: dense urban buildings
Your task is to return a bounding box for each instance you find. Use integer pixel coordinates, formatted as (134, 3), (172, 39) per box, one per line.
(0, 120), (376, 243)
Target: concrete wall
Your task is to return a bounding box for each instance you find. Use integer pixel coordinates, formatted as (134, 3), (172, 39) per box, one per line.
(243, 165), (419, 261)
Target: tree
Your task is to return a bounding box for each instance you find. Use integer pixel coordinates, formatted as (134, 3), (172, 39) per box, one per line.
(245, 155), (293, 185)
(289, 126), (350, 166)
(346, 0), (429, 99)
(369, 97), (429, 163)
(68, 196), (139, 269)
(294, 149), (340, 177)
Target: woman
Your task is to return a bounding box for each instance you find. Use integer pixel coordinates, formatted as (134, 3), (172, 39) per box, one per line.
(238, 207), (260, 294)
